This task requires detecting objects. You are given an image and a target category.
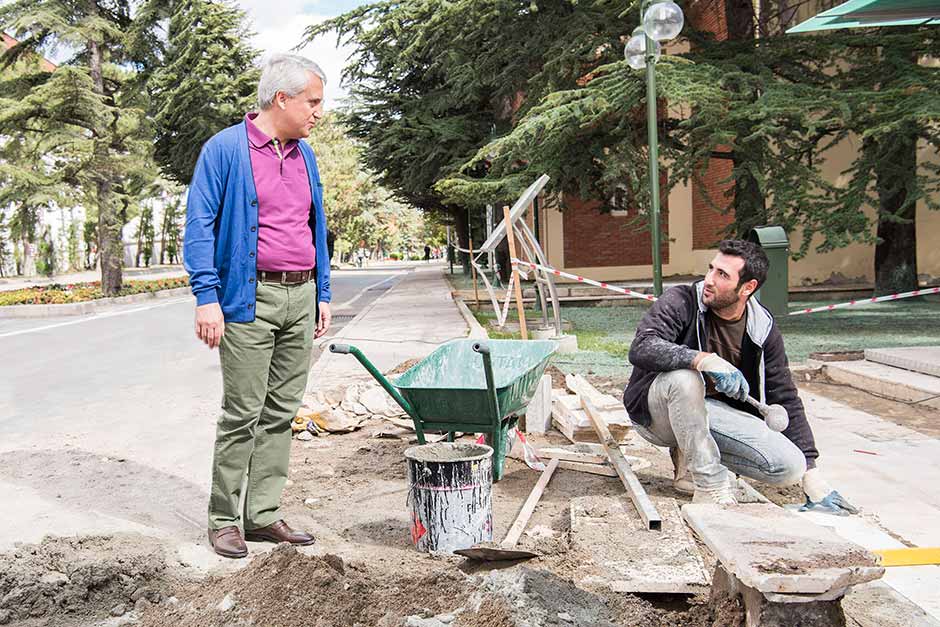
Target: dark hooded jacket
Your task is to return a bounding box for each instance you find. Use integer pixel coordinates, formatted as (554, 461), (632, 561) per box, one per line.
(622, 281), (818, 468)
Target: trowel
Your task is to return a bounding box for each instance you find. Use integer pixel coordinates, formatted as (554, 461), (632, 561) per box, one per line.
(454, 458), (559, 561)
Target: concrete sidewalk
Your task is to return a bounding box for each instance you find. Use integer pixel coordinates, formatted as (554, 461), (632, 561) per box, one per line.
(308, 265), (468, 393)
(798, 391), (940, 622)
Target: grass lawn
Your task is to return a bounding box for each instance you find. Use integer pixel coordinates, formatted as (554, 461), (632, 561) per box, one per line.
(474, 299), (940, 378)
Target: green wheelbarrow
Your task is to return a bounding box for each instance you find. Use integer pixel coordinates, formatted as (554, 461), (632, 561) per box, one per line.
(328, 339), (557, 481)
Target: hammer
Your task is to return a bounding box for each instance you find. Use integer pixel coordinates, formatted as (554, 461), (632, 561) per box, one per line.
(744, 396), (789, 432)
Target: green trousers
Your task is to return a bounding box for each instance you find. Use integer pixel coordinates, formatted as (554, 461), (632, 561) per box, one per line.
(209, 281), (314, 531)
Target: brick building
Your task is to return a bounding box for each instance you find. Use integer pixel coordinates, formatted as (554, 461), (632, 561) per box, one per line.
(530, 1), (940, 287)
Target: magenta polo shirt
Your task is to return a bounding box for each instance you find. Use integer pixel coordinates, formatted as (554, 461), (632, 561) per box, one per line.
(245, 113), (315, 271)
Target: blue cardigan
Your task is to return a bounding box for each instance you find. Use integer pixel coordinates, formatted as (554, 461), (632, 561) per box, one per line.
(183, 121), (331, 323)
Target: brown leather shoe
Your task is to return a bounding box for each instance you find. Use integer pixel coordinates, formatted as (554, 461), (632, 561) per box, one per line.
(208, 526), (248, 559)
(245, 520), (316, 546)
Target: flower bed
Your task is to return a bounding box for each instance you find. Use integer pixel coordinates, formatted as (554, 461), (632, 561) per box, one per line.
(0, 276), (189, 306)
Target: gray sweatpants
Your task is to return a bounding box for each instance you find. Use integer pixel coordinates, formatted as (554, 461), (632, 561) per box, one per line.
(634, 369), (806, 490)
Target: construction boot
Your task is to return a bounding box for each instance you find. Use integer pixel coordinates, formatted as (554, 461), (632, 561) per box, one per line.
(692, 476), (738, 506)
(670, 446), (695, 495)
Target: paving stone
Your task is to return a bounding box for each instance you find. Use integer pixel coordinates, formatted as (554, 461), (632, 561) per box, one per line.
(682, 503), (884, 595)
(865, 346), (940, 378)
(569, 495), (710, 594)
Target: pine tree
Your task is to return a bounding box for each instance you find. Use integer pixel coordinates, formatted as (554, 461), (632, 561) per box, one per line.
(36, 225), (56, 277)
(159, 195), (184, 264)
(144, 0), (259, 185)
(0, 0), (154, 295)
(135, 203), (155, 267)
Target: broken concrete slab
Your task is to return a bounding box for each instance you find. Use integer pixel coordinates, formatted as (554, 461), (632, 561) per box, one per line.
(569, 496), (710, 594)
(682, 503), (884, 595)
(551, 393), (630, 443)
(710, 565), (847, 627)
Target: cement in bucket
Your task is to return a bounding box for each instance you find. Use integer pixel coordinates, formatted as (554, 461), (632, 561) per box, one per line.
(404, 442), (493, 553)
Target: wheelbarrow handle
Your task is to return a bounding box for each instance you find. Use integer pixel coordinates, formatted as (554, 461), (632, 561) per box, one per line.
(327, 342), (419, 426)
(472, 342), (490, 355)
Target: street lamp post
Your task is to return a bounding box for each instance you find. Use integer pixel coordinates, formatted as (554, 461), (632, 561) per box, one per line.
(624, 0), (684, 297)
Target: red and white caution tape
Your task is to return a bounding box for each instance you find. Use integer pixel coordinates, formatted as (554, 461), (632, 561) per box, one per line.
(788, 286), (940, 316)
(502, 256), (938, 316)
(511, 258), (658, 302)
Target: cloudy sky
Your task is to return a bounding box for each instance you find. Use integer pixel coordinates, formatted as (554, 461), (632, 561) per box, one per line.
(236, 0), (373, 109)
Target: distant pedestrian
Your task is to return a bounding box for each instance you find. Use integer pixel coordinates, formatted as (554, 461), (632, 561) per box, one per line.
(424, 244), (431, 262)
(184, 53), (332, 559)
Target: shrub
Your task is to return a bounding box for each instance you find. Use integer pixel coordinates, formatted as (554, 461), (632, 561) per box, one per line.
(0, 276), (188, 306)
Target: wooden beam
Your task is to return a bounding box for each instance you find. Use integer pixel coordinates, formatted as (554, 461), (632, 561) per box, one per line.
(503, 205), (528, 340)
(582, 397), (662, 531)
(537, 446), (607, 465)
(557, 460), (618, 477)
(503, 457), (559, 548)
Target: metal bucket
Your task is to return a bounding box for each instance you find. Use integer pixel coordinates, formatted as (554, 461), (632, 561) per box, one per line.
(404, 442), (493, 553)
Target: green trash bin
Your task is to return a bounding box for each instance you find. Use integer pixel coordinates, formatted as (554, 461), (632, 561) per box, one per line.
(747, 226), (789, 317)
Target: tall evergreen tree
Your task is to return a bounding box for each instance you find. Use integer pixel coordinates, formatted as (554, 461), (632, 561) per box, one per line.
(144, 0), (259, 185)
(0, 0), (154, 294)
(305, 0), (630, 250)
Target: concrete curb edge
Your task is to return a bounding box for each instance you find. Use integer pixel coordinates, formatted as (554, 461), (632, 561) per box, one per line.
(0, 286), (192, 319)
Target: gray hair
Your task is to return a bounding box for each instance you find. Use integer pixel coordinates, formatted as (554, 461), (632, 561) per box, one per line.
(257, 53), (327, 110)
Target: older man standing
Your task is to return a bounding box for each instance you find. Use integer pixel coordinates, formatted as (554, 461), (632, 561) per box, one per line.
(184, 54), (332, 558)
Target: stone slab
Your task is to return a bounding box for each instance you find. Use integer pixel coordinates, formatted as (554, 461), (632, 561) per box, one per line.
(569, 495), (710, 594)
(524, 375), (552, 434)
(551, 393), (630, 443)
(682, 503), (884, 595)
(865, 346), (940, 378)
(824, 360), (940, 409)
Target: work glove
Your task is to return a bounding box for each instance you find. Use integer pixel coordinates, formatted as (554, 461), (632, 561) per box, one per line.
(800, 467), (859, 516)
(695, 353), (749, 402)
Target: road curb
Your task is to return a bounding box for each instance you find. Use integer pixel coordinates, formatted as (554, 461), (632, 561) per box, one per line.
(454, 296), (489, 340)
(0, 287), (192, 319)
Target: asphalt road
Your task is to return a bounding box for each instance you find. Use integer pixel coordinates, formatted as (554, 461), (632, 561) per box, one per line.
(0, 267), (407, 550)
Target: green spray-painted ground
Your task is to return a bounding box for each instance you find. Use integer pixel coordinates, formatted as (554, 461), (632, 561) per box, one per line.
(473, 299), (940, 377)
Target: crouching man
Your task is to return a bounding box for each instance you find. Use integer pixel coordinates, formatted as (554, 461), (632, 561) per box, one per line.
(623, 239), (856, 513)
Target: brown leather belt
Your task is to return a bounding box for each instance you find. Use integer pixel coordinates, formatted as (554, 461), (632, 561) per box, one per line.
(256, 269), (314, 284)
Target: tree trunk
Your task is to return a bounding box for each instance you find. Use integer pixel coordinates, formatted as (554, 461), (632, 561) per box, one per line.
(88, 30), (122, 295)
(873, 130), (918, 295)
(451, 206), (471, 274)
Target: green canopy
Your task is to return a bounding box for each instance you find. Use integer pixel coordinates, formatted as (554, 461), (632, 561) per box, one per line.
(787, 0), (940, 33)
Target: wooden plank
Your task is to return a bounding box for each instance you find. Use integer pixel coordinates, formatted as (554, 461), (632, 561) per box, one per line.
(557, 460), (618, 477)
(682, 503), (884, 595)
(538, 445), (607, 464)
(569, 496), (710, 594)
(565, 374), (622, 411)
(582, 397), (662, 531)
(503, 205), (528, 340)
(502, 457), (559, 548)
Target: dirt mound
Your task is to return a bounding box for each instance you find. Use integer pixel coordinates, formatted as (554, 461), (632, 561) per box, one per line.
(0, 534), (170, 625)
(139, 544), (473, 627)
(139, 546), (742, 627)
